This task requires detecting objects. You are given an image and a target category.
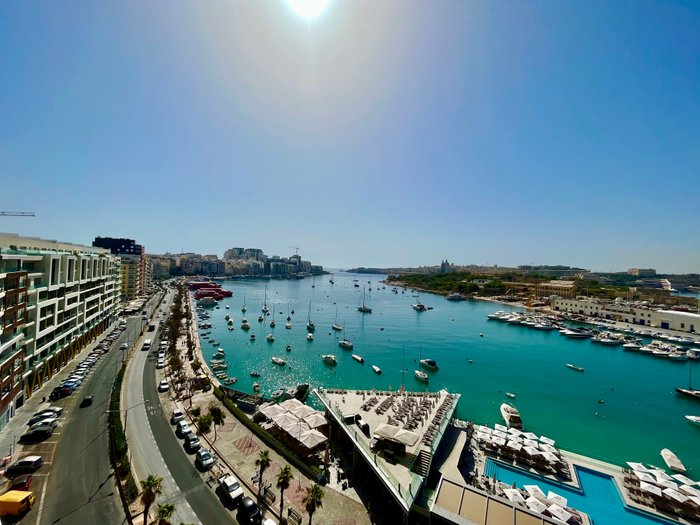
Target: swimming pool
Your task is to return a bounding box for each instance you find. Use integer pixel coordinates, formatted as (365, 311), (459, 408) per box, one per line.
(485, 459), (676, 524)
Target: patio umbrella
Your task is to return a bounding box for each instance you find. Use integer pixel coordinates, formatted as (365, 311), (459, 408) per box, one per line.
(523, 446), (542, 456)
(634, 471), (656, 483)
(260, 403), (287, 419)
(542, 452), (560, 464)
(476, 432), (491, 443)
(688, 496), (700, 508)
(507, 427), (523, 437)
(492, 436), (507, 447)
(539, 436), (555, 446)
(285, 420), (311, 440)
(679, 484), (700, 498)
(304, 411), (328, 429)
(493, 430), (508, 439)
(662, 488), (688, 504)
(626, 461), (650, 472)
(507, 441), (522, 452)
(503, 488), (525, 504)
(299, 428), (328, 449)
(395, 428), (420, 447)
(547, 504), (572, 523)
(655, 478), (679, 491)
(672, 474), (696, 485)
(494, 423), (508, 432)
(524, 485), (547, 499)
(290, 404), (317, 419)
(526, 496), (547, 514)
(547, 491), (568, 508)
(523, 439), (540, 448)
(640, 482), (663, 497)
(522, 431), (538, 440)
(479, 426), (493, 435)
(649, 469), (674, 481)
(541, 444), (559, 455)
(271, 411), (301, 429)
(280, 398), (306, 413)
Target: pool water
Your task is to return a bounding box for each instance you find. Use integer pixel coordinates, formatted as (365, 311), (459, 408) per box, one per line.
(486, 459), (675, 524)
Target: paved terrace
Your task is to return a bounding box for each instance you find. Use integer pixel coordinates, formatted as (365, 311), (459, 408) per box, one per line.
(315, 387), (460, 513)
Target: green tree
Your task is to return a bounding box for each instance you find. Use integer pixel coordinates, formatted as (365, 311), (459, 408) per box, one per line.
(302, 484), (325, 525)
(156, 502), (176, 525)
(192, 358), (202, 374)
(197, 413), (213, 434)
(208, 403), (226, 442)
(140, 474), (164, 525)
(255, 449), (271, 496)
(276, 465), (294, 519)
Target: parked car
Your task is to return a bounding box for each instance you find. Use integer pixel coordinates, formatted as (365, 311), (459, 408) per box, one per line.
(36, 406), (63, 417)
(120, 343), (128, 350)
(8, 474), (32, 491)
(21, 425), (54, 443)
(30, 419), (58, 430)
(171, 410), (184, 424)
(176, 421), (190, 437)
(27, 414), (57, 427)
(185, 434), (201, 452)
(238, 496), (262, 524)
(156, 359), (165, 369)
(49, 387), (71, 401)
(218, 473), (244, 504)
(195, 449), (215, 469)
(4, 456), (43, 478)
(158, 380), (169, 392)
(80, 396), (94, 408)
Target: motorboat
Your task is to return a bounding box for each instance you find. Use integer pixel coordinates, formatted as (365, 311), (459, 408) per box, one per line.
(266, 334), (275, 343)
(505, 392), (516, 399)
(414, 370), (429, 382)
(338, 338), (353, 350)
(623, 342), (642, 350)
(352, 354), (364, 363)
(258, 315), (264, 323)
(285, 344), (292, 352)
(285, 322), (292, 329)
(322, 354), (337, 365)
(250, 371), (260, 377)
(307, 333), (314, 341)
(668, 351), (688, 361)
(500, 402), (523, 429)
(271, 357), (285, 366)
(562, 329), (591, 339)
(566, 363), (584, 372)
(241, 321), (251, 331)
(372, 365), (382, 374)
(685, 415), (700, 426)
(419, 358), (439, 370)
(412, 301), (427, 312)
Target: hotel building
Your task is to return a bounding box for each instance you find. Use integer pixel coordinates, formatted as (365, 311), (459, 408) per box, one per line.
(0, 234), (120, 430)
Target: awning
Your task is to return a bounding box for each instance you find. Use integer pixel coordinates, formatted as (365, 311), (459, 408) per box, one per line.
(547, 504), (572, 523)
(503, 488), (525, 504)
(547, 491), (568, 508)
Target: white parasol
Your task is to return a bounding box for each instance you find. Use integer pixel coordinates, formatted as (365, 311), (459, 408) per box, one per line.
(503, 488), (525, 504)
(547, 504), (572, 523)
(633, 471), (656, 484)
(524, 485), (547, 499)
(525, 496), (547, 513)
(662, 488), (689, 504)
(640, 482), (663, 497)
(547, 491), (568, 508)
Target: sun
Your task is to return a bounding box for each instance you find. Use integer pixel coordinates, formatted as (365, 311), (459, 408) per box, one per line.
(287, 0), (330, 19)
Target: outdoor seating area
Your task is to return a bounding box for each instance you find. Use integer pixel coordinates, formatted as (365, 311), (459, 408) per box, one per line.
(254, 398), (329, 454)
(474, 424), (572, 481)
(623, 462), (700, 521)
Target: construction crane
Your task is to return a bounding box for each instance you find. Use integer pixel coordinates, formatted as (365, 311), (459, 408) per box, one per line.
(0, 211), (35, 217)
(288, 246), (300, 255)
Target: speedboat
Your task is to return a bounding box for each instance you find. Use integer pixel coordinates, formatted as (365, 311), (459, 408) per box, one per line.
(412, 302), (427, 312)
(566, 363), (584, 372)
(271, 357), (285, 366)
(505, 392), (516, 399)
(352, 354), (364, 363)
(372, 365), (382, 374)
(419, 358), (439, 370)
(338, 338), (353, 349)
(285, 322), (292, 329)
(414, 370), (429, 382)
(500, 402), (523, 430)
(250, 371), (260, 377)
(685, 415), (700, 426)
(322, 354), (337, 365)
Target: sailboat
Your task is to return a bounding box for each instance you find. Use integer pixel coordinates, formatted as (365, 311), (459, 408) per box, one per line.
(332, 307), (343, 331)
(262, 284), (269, 314)
(306, 299), (315, 332)
(338, 322), (353, 349)
(357, 286), (372, 313)
(270, 306), (276, 328)
(676, 362), (700, 399)
(241, 294), (247, 313)
(329, 273), (334, 285)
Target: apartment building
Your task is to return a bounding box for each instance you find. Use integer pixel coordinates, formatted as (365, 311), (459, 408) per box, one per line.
(0, 234), (120, 430)
(92, 236), (144, 301)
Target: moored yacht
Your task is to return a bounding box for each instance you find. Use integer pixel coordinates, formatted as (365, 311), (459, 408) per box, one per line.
(322, 354), (337, 365)
(419, 358), (439, 370)
(685, 415), (700, 426)
(414, 370), (429, 382)
(271, 356), (285, 366)
(500, 402), (523, 430)
(338, 338), (353, 349)
(266, 334), (275, 343)
(372, 365), (382, 374)
(352, 354), (364, 363)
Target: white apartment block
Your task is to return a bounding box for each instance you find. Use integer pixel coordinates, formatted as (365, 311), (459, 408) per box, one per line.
(0, 234), (120, 430)
(551, 297), (699, 333)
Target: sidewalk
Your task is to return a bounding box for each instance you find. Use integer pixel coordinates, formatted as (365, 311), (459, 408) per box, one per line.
(168, 293), (372, 525)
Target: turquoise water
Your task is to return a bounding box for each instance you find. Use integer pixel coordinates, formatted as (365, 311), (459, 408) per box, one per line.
(486, 459), (674, 524)
(197, 272), (700, 476)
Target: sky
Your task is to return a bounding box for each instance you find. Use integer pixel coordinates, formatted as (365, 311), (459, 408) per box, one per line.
(0, 0), (698, 273)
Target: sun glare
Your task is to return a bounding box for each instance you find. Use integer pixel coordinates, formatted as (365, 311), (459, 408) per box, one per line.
(287, 0), (330, 19)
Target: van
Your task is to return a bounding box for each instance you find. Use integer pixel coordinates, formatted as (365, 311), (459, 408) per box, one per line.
(0, 490), (36, 516)
(142, 339), (152, 351)
(356, 418), (370, 436)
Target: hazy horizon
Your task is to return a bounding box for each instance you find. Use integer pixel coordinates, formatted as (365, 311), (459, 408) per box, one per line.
(1, 1), (698, 272)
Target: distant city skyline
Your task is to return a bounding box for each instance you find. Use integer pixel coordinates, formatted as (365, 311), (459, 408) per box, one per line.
(1, 1), (698, 273)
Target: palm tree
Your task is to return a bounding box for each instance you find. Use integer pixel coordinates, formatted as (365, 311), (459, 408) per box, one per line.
(302, 484), (324, 525)
(208, 403), (226, 442)
(275, 465), (294, 518)
(156, 502), (176, 524)
(140, 474), (163, 525)
(255, 449), (271, 496)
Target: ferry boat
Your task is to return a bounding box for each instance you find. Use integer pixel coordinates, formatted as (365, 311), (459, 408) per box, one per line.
(322, 354), (337, 365)
(271, 356), (285, 366)
(352, 354), (364, 363)
(372, 365), (382, 374)
(414, 370), (429, 382)
(685, 415), (700, 426)
(500, 402), (523, 429)
(419, 358), (439, 370)
(338, 338), (353, 350)
(566, 363), (585, 372)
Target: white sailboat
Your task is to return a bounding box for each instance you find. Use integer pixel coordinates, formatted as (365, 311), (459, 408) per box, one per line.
(339, 323), (353, 349)
(332, 307), (342, 331)
(357, 286), (372, 313)
(262, 284), (269, 314)
(241, 294), (247, 313)
(306, 299), (315, 332)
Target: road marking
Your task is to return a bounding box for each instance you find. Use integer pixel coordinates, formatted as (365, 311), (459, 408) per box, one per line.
(35, 471), (49, 525)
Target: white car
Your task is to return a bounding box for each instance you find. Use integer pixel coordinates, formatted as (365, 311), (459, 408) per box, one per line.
(31, 418), (59, 430)
(176, 420), (190, 436)
(196, 449), (215, 469)
(156, 359), (165, 369)
(219, 474), (244, 503)
(120, 343), (128, 350)
(158, 380), (169, 392)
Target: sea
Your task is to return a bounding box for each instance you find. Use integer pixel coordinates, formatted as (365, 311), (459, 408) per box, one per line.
(196, 271), (700, 477)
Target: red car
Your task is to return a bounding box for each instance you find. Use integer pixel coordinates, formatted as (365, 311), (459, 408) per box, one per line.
(9, 474), (32, 491)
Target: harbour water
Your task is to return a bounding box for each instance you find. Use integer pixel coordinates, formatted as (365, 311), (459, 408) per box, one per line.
(197, 272), (700, 477)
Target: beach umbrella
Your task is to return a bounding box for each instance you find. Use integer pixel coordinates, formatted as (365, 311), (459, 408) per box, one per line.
(662, 488), (688, 504)
(524, 485), (547, 499)
(492, 436), (507, 447)
(525, 496), (547, 514)
(503, 488), (525, 504)
(679, 485), (700, 498)
(523, 439), (540, 448)
(299, 428), (328, 449)
(539, 436), (555, 446)
(633, 471), (656, 484)
(523, 446), (542, 456)
(640, 482), (663, 497)
(494, 423), (508, 432)
(522, 431), (538, 440)
(672, 474), (696, 486)
(304, 411), (328, 429)
(650, 469), (674, 481)
(626, 462), (649, 472)
(492, 430), (508, 439)
(547, 491), (568, 508)
(507, 441), (522, 452)
(547, 504), (572, 523)
(655, 478), (679, 491)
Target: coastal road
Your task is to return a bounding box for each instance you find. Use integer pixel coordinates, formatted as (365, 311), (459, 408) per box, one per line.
(38, 317), (143, 525)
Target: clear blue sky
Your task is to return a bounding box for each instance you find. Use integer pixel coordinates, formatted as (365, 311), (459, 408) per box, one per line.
(1, 0), (698, 273)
